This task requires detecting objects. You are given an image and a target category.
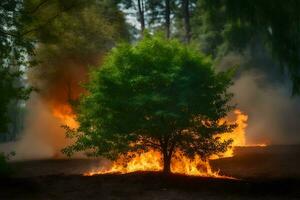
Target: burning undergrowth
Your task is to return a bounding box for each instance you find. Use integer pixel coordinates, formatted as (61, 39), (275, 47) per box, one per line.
(85, 150), (221, 177)
(83, 110), (255, 178)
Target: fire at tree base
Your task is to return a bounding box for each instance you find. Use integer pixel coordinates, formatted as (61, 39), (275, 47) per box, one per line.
(84, 150), (223, 177)
(82, 110), (264, 178)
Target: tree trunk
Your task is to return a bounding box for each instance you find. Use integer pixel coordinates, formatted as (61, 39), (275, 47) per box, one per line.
(137, 0), (145, 35)
(163, 152), (171, 174)
(182, 0), (191, 43)
(165, 0), (170, 38)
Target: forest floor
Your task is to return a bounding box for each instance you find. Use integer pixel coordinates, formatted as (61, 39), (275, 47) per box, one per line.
(1, 145), (300, 200)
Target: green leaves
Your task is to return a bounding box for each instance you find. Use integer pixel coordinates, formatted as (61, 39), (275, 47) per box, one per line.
(0, 0), (35, 134)
(64, 35), (234, 164)
(0, 67), (31, 134)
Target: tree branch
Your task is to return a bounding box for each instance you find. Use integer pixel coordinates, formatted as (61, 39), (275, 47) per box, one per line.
(20, 12), (61, 36)
(0, 2), (77, 38)
(23, 0), (80, 36)
(0, 28), (17, 37)
(26, 0), (51, 14)
(140, 137), (162, 150)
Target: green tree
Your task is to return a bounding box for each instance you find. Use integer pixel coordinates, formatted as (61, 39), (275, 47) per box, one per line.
(63, 35), (235, 174)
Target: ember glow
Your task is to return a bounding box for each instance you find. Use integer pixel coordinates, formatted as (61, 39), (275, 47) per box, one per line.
(51, 106), (265, 177)
(52, 104), (78, 129)
(211, 110), (248, 159)
(84, 150), (223, 177)
(83, 109), (265, 177)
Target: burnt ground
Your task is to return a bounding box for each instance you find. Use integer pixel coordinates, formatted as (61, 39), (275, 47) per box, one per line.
(211, 145), (300, 179)
(1, 145), (300, 200)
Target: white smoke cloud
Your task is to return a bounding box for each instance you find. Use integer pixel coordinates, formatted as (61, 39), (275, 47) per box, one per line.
(0, 94), (73, 161)
(231, 70), (300, 145)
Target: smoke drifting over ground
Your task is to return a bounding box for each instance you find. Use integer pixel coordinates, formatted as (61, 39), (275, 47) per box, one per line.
(0, 56), (100, 161)
(232, 71), (300, 145)
(221, 45), (300, 145)
(22, 57), (100, 159)
(0, 95), (70, 160)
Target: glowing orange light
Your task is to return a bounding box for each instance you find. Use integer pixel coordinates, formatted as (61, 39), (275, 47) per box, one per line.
(84, 109), (265, 177)
(52, 104), (78, 129)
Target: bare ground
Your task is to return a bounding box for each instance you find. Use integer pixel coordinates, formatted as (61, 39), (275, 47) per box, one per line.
(1, 145), (300, 200)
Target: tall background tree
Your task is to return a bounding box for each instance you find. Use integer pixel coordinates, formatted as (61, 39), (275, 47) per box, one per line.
(114, 0), (300, 95)
(182, 0), (190, 43)
(0, 0), (33, 138)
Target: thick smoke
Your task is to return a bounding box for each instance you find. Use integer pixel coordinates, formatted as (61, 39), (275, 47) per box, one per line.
(232, 71), (300, 145)
(0, 56), (101, 161)
(21, 57), (100, 159)
(0, 1), (128, 161)
(220, 44), (300, 145)
(0, 95), (69, 160)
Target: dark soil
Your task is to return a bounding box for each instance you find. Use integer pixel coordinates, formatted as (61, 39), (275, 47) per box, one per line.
(1, 172), (300, 200)
(1, 145), (300, 200)
(211, 145), (300, 179)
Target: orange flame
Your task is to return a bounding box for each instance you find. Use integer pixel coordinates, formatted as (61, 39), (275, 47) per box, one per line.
(220, 110), (247, 146)
(84, 109), (264, 177)
(52, 104), (78, 129)
(210, 110), (248, 159)
(85, 150), (223, 177)
(51, 106), (265, 177)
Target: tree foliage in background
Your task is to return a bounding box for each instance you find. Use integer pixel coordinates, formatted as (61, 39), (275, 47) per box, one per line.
(1, 0), (129, 136)
(30, 0), (129, 56)
(116, 0), (300, 94)
(0, 0), (89, 136)
(0, 0), (33, 134)
(28, 0), (129, 104)
(63, 35), (235, 174)
(115, 0), (164, 35)
(0, 70), (30, 133)
(200, 0), (300, 94)
(116, 0), (193, 42)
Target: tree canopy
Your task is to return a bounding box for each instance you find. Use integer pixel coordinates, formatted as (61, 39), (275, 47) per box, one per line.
(63, 35), (235, 174)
